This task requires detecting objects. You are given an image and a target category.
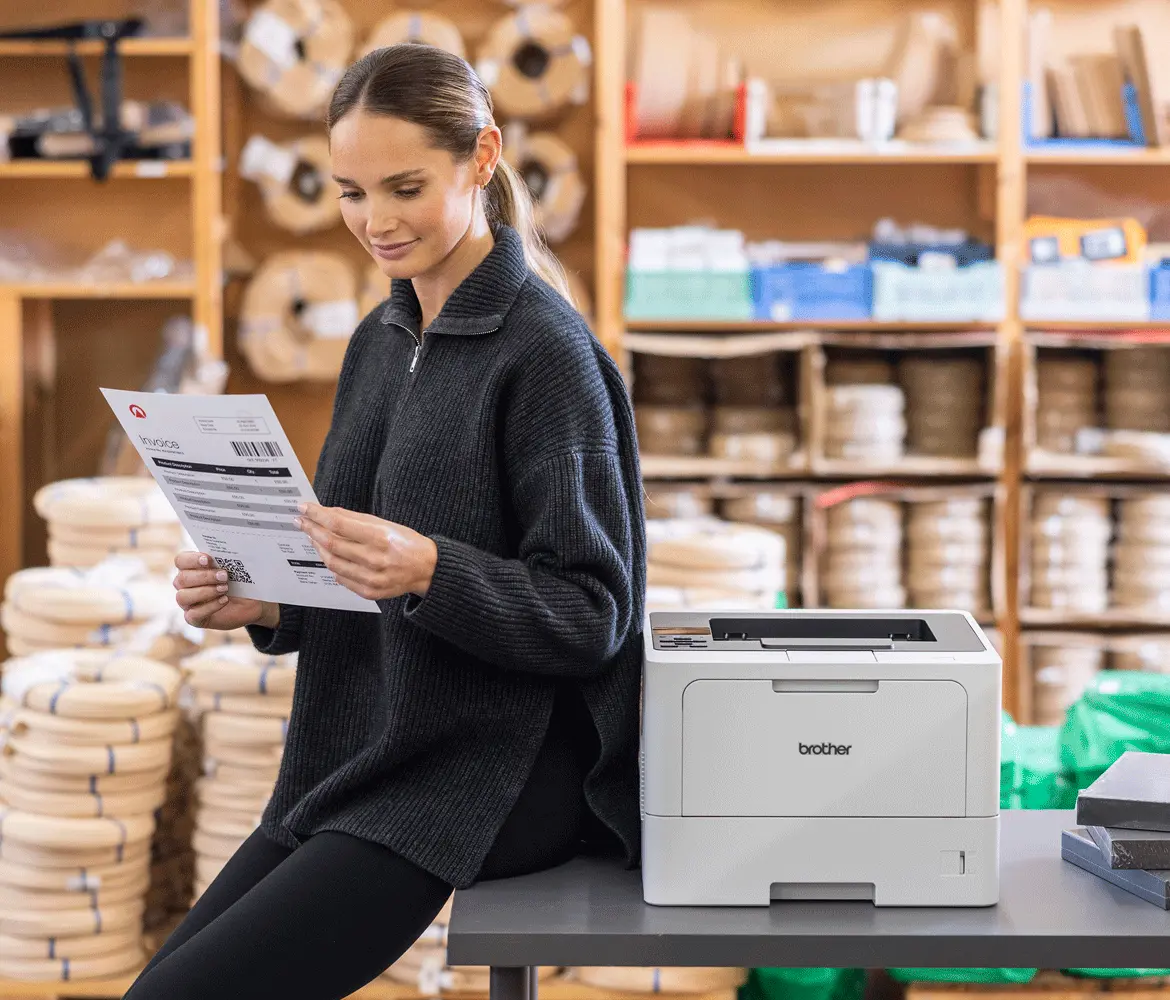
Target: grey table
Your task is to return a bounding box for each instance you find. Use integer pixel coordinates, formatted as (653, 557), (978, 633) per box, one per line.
(447, 810), (1170, 1000)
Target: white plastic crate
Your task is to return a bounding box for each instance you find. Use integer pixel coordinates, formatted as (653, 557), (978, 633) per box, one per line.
(1020, 262), (1150, 322)
(871, 260), (1004, 322)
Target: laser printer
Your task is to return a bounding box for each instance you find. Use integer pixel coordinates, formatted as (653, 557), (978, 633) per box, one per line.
(641, 609), (1001, 907)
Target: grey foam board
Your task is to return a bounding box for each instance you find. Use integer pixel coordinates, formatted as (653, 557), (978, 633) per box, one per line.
(1075, 751), (1170, 832)
(1088, 824), (1170, 870)
(1062, 827), (1170, 909)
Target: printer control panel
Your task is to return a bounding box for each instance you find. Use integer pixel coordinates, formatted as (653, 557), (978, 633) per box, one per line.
(652, 628), (712, 651)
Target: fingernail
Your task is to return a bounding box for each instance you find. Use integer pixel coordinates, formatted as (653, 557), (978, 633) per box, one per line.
(217, 584), (228, 593)
(198, 555), (208, 567)
(216, 570), (227, 582)
(219, 596), (228, 604)
(293, 516), (303, 529)
(297, 503), (307, 514)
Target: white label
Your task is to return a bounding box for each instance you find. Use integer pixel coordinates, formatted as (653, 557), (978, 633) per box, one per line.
(245, 10), (300, 70)
(476, 58), (501, 88)
(300, 300), (359, 339)
(135, 161), (168, 178)
(239, 135), (296, 185)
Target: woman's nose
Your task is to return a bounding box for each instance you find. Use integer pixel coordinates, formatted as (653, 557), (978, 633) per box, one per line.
(366, 204), (399, 241)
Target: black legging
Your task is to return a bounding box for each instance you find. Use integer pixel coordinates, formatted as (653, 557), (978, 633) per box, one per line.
(124, 695), (592, 1000)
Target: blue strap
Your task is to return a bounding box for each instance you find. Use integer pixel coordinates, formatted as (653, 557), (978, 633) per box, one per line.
(48, 682), (69, 715)
(89, 775), (98, 794)
(129, 527), (138, 548)
(129, 719), (140, 744)
(47, 938), (55, 959)
(106, 746), (115, 775)
(119, 590), (134, 623)
(258, 666), (270, 695)
(94, 792), (103, 817)
(98, 623), (112, 646)
(653, 969), (661, 993)
(62, 958), (70, 981)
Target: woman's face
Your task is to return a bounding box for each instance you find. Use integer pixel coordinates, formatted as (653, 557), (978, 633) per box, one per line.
(330, 109), (484, 278)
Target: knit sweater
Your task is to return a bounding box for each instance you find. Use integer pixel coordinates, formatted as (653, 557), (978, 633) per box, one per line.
(246, 226), (647, 888)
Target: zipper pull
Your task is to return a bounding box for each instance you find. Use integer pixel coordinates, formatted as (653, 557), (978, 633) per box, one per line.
(409, 343), (421, 372)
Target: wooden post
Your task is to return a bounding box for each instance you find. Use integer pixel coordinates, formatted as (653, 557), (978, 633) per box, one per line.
(593, 0), (626, 360)
(0, 292), (25, 595)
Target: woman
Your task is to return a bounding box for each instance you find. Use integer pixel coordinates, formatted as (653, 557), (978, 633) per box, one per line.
(124, 44), (645, 1000)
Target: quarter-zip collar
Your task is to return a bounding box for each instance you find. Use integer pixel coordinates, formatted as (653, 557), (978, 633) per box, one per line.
(379, 224), (527, 338)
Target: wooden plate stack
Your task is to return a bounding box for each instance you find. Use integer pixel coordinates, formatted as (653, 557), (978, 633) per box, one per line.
(0, 649), (181, 980)
(712, 354), (787, 407)
(1036, 354), (1097, 453)
(823, 498), (904, 608)
(183, 645), (296, 898)
(825, 384), (905, 461)
(899, 355), (984, 457)
(1111, 493), (1170, 613)
(904, 497), (990, 613)
(646, 519), (785, 611)
(144, 710), (200, 932)
(33, 477), (182, 575)
(1110, 636), (1170, 672)
(635, 354), (706, 405)
(709, 406), (797, 464)
(1104, 348), (1170, 433)
(1, 561), (184, 662)
(720, 492), (802, 606)
(1028, 493), (1111, 613)
(644, 485), (713, 521)
(570, 967), (749, 994)
(635, 405), (708, 456)
(1031, 643), (1104, 725)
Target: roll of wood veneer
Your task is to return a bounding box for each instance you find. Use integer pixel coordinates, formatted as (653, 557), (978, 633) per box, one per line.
(239, 134), (341, 233)
(359, 11), (465, 60)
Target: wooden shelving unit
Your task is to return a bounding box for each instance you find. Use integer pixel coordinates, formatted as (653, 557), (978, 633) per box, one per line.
(0, 0), (223, 587)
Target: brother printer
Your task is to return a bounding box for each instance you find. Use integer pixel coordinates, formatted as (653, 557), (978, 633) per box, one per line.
(641, 609), (1001, 907)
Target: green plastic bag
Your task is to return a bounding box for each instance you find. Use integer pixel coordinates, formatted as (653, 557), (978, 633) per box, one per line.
(887, 969), (1037, 985)
(1005, 725), (1078, 810)
(1000, 711), (1019, 808)
(1062, 970), (1170, 979)
(741, 967), (866, 1000)
(1059, 671), (1170, 788)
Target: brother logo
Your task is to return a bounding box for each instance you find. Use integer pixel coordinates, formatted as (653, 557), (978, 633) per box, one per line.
(799, 742), (852, 755)
(139, 435), (181, 450)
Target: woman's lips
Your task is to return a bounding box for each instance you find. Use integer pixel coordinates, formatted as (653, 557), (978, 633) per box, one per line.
(371, 239), (418, 261)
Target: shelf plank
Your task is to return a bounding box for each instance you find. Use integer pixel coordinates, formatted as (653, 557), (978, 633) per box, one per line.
(625, 320), (998, 333)
(641, 454), (808, 480)
(813, 457), (999, 478)
(0, 38), (193, 57)
(1025, 321), (1170, 332)
(627, 141), (998, 165)
(1020, 608), (1170, 629)
(1027, 148), (1170, 166)
(4, 282), (197, 300)
(1026, 452), (1170, 480)
(0, 161), (194, 179)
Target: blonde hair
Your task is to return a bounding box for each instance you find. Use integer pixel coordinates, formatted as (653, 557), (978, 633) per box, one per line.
(327, 44), (574, 305)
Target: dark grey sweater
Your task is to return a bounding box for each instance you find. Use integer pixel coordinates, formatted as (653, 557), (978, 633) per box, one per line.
(247, 226), (646, 888)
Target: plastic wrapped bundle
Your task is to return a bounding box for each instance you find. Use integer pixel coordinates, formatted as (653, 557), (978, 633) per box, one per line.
(1028, 493), (1110, 613)
(823, 498), (903, 608)
(905, 497), (990, 614)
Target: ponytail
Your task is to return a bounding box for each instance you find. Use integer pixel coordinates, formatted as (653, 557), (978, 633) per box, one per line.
(485, 159), (575, 308)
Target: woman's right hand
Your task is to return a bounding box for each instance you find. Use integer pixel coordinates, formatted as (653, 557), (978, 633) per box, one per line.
(173, 552), (280, 631)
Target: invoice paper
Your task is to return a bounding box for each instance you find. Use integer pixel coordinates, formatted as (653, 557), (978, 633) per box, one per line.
(102, 388), (379, 614)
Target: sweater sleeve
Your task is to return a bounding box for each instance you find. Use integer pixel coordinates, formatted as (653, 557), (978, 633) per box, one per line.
(402, 449), (636, 678)
(246, 604), (304, 657)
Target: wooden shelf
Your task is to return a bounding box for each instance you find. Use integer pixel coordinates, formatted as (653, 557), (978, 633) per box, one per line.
(0, 37), (194, 57)
(813, 457), (999, 478)
(1025, 321), (1170, 332)
(1020, 607), (1170, 629)
(627, 141), (998, 165)
(1027, 147), (1170, 165)
(1026, 452), (1170, 480)
(625, 320), (998, 333)
(641, 454), (807, 479)
(0, 161), (194, 179)
(3, 281), (197, 300)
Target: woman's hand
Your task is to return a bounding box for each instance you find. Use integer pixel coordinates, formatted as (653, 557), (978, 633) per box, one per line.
(295, 503), (438, 602)
(173, 552), (280, 631)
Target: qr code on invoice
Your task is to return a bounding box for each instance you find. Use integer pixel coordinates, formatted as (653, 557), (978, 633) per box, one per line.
(218, 559), (254, 584)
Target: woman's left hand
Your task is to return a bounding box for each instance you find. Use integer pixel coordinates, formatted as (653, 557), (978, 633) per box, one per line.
(295, 503), (439, 602)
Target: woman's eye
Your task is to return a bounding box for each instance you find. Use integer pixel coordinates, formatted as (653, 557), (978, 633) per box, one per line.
(396, 187), (422, 199)
(339, 190), (362, 201)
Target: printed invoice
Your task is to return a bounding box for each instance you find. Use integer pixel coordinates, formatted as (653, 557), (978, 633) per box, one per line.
(102, 388), (379, 613)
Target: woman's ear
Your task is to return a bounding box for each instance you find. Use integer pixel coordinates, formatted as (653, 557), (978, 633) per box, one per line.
(475, 125), (503, 188)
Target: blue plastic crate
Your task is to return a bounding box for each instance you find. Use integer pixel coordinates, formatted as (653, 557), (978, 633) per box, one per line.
(1151, 261), (1170, 321)
(750, 262), (872, 321)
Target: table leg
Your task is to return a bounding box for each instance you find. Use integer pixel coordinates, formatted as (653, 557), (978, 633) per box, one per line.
(490, 966), (536, 1000)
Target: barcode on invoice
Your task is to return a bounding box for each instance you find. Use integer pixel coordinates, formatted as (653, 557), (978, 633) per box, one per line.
(230, 440), (283, 458)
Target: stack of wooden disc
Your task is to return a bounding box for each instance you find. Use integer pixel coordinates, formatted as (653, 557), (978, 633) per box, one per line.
(144, 710), (200, 931)
(825, 354), (894, 384)
(899, 355), (984, 457)
(635, 406), (708, 456)
(33, 477), (182, 575)
(824, 384), (906, 461)
(709, 406), (797, 464)
(634, 354), (705, 405)
(712, 354), (786, 406)
(904, 497), (990, 613)
(570, 967), (749, 994)
(1035, 354), (1097, 453)
(646, 519), (785, 610)
(823, 498), (904, 608)
(720, 492), (802, 606)
(1110, 636), (1170, 672)
(183, 645), (296, 898)
(1028, 493), (1111, 612)
(0, 649), (181, 981)
(1031, 643), (1104, 726)
(644, 485), (713, 521)
(1, 561), (180, 661)
(1104, 348), (1170, 434)
(1112, 493), (1170, 613)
